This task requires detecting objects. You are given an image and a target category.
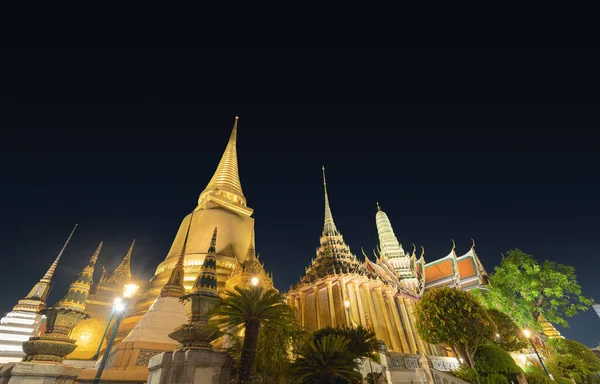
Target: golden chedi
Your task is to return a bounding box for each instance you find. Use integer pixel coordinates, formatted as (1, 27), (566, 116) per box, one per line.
(116, 117), (255, 341)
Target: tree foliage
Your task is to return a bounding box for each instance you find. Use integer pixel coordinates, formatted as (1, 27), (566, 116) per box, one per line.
(413, 287), (495, 369)
(474, 249), (592, 329)
(546, 338), (600, 381)
(210, 286), (295, 384)
(312, 326), (382, 364)
(487, 309), (528, 351)
(290, 334), (363, 384)
(291, 326), (382, 384)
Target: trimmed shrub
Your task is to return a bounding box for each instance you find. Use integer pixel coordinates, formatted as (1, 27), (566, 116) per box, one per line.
(555, 377), (573, 384)
(525, 372), (553, 384)
(474, 344), (521, 382)
(483, 373), (509, 384)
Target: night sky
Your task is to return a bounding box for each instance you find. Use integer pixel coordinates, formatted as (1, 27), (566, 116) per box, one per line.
(1, 72), (599, 347)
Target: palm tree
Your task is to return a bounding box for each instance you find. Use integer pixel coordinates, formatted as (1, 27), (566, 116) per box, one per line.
(312, 326), (382, 364)
(291, 334), (363, 384)
(210, 286), (293, 384)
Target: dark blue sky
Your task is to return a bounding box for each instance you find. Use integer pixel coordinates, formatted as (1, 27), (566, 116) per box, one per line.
(1, 72), (599, 346)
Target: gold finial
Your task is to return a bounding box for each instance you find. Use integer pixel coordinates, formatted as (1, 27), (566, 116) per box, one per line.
(199, 117), (245, 204)
(376, 201), (381, 211)
(412, 243), (416, 255)
(471, 238), (476, 249)
(322, 165), (326, 185)
(451, 239), (456, 252)
(420, 245), (425, 258)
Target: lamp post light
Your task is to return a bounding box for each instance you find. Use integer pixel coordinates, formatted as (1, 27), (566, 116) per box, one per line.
(93, 283), (139, 384)
(251, 277), (259, 287)
(344, 300), (351, 327)
(523, 329), (551, 378)
(92, 297), (123, 360)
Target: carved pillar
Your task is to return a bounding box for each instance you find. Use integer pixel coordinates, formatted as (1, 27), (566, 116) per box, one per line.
(339, 279), (351, 327)
(398, 296), (418, 353)
(375, 287), (400, 351)
(352, 280), (367, 327)
(325, 280), (337, 327)
(313, 285), (321, 329)
(386, 291), (409, 353)
(361, 283), (377, 331)
(300, 291), (305, 328)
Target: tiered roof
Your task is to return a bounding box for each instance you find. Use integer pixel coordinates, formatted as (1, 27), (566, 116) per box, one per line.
(297, 167), (376, 286)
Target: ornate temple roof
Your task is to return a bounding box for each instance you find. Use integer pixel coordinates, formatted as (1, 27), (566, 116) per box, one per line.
(191, 227), (219, 297)
(297, 168), (377, 286)
(101, 240), (134, 285)
(198, 116), (246, 208)
(55, 242), (102, 312)
(14, 224), (78, 312)
(160, 213), (193, 298)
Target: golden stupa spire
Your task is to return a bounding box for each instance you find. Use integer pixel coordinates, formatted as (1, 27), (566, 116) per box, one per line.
(198, 116), (245, 205)
(161, 213), (194, 298)
(322, 165), (338, 236)
(15, 224), (78, 313)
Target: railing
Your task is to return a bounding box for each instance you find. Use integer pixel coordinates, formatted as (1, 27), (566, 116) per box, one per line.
(432, 369), (471, 384)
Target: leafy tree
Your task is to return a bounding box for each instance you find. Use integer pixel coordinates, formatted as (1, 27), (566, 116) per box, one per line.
(546, 338), (600, 382)
(210, 286), (294, 384)
(487, 309), (528, 351)
(222, 318), (308, 383)
(291, 334), (363, 384)
(474, 249), (592, 329)
(413, 287), (496, 369)
(312, 326), (382, 364)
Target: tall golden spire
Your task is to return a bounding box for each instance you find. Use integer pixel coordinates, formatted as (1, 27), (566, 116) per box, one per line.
(161, 213), (194, 298)
(198, 117), (245, 205)
(14, 224), (78, 313)
(322, 166), (338, 236)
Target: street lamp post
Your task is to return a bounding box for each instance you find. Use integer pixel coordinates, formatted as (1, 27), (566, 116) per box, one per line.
(523, 329), (551, 378)
(92, 297), (124, 360)
(93, 283), (139, 384)
(251, 276), (259, 287)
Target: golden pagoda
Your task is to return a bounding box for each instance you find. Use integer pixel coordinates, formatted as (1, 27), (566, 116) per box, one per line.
(115, 116), (255, 341)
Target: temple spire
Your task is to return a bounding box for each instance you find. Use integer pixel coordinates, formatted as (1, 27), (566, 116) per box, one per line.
(192, 227), (219, 297)
(14, 225), (79, 313)
(102, 239), (134, 284)
(56, 242), (102, 312)
(322, 166), (338, 236)
(161, 214), (194, 297)
(198, 117), (245, 205)
(42, 224), (78, 281)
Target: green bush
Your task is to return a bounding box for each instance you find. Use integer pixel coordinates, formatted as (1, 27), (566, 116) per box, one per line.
(474, 344), (521, 382)
(555, 377), (573, 384)
(482, 373), (509, 384)
(525, 372), (553, 384)
(452, 365), (478, 383)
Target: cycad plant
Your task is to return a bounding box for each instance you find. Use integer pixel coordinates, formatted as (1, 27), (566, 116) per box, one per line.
(291, 334), (363, 384)
(210, 286), (293, 384)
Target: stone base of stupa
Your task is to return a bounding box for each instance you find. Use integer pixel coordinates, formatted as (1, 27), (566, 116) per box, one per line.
(76, 340), (178, 384)
(147, 349), (231, 384)
(0, 361), (80, 384)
